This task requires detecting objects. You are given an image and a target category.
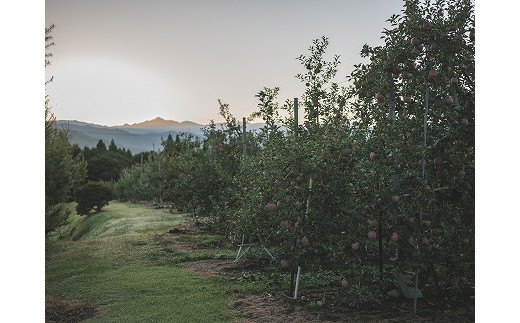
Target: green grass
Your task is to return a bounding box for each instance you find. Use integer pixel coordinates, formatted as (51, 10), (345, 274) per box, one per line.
(46, 201), (260, 322)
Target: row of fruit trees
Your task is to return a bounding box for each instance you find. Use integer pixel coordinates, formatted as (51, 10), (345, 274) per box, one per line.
(113, 0), (474, 305)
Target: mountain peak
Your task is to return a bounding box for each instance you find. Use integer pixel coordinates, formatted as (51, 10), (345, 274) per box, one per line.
(117, 117), (201, 128)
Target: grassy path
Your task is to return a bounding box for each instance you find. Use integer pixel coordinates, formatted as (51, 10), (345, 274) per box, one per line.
(45, 201), (251, 322)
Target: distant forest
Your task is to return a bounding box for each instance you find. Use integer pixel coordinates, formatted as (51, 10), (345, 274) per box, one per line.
(74, 138), (151, 182)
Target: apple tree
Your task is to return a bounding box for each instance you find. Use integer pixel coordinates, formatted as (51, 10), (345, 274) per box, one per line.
(344, 0), (474, 291)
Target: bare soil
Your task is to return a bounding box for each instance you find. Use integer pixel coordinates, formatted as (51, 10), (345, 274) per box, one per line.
(180, 259), (243, 277)
(173, 219), (474, 322)
(180, 257), (475, 322)
(45, 295), (104, 323)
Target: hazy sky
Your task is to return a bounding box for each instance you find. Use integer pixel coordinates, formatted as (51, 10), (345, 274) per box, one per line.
(46, 0), (406, 126)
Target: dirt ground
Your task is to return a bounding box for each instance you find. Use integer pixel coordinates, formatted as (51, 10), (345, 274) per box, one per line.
(171, 217), (474, 322)
(45, 295), (105, 323)
(180, 258), (475, 322)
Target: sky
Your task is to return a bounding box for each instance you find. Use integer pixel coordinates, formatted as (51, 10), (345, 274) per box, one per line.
(45, 0), (406, 126)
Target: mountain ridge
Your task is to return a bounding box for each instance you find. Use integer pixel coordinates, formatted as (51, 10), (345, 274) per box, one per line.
(116, 117), (202, 128)
(56, 117), (267, 154)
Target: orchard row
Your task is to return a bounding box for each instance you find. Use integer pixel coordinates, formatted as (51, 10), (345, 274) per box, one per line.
(113, 0), (474, 302)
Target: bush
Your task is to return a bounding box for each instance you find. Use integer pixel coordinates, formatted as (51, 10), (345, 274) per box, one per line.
(75, 182), (112, 215)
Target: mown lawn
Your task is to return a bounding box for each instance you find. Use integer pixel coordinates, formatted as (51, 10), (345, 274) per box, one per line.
(45, 201), (257, 322)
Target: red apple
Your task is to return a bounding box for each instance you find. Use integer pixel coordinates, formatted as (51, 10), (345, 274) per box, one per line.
(410, 37), (421, 46)
(459, 168), (466, 177)
(375, 92), (385, 102)
(421, 21), (432, 30)
(450, 77), (458, 85)
(463, 238), (470, 245)
(369, 152), (376, 159)
(403, 95), (412, 104)
(275, 179), (284, 187)
(266, 202), (277, 211)
(392, 195), (400, 203)
(301, 236), (310, 247)
(368, 230), (377, 239)
(390, 232), (399, 241)
(428, 69), (438, 78)
(461, 117), (469, 125)
(429, 43), (439, 51)
(445, 96), (454, 105)
(422, 219), (432, 227)
(280, 220), (289, 229)
(421, 236), (430, 245)
(351, 242), (360, 251)
(341, 278), (349, 288)
(412, 47), (421, 55)
(281, 259), (290, 269)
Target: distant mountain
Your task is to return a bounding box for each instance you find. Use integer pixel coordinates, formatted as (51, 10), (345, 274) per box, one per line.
(56, 119), (204, 154)
(56, 117), (268, 154)
(117, 117), (201, 129)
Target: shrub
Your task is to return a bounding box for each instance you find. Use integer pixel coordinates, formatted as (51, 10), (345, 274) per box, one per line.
(75, 182), (112, 215)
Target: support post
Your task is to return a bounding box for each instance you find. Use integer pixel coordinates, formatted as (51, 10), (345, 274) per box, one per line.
(378, 219), (383, 277)
(293, 98), (298, 131)
(289, 97), (299, 297)
(304, 177), (313, 222)
(293, 266), (302, 299)
(242, 117), (247, 172)
(413, 268), (420, 316)
(387, 72), (396, 121)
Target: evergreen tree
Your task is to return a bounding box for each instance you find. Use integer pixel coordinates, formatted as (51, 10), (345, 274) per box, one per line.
(96, 139), (107, 152)
(108, 139), (118, 152)
(45, 24), (87, 233)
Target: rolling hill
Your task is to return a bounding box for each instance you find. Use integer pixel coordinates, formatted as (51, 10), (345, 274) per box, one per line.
(56, 117), (267, 154)
(56, 119), (205, 153)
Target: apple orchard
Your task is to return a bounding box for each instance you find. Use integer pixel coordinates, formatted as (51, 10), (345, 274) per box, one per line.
(113, 0), (474, 304)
